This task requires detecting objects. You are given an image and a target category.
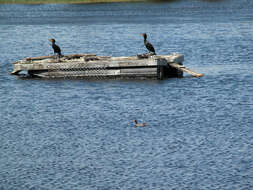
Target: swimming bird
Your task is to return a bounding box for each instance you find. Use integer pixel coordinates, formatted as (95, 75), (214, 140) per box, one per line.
(133, 120), (147, 127)
(142, 33), (156, 55)
(49, 38), (62, 57)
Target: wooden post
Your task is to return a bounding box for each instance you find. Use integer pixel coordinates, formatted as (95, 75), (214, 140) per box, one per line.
(155, 58), (167, 80)
(157, 65), (164, 80)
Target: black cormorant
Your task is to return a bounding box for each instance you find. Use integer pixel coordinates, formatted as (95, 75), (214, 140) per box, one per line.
(49, 39), (62, 57)
(142, 33), (156, 55)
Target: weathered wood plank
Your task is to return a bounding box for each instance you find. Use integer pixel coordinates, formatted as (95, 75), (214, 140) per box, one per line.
(120, 68), (157, 74)
(120, 73), (157, 77)
(163, 54), (184, 63)
(169, 63), (204, 77)
(32, 69), (120, 78)
(16, 54), (183, 63)
(23, 54), (97, 62)
(64, 54), (97, 59)
(13, 59), (160, 71)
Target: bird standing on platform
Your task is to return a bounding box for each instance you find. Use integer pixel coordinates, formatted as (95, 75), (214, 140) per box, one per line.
(142, 33), (156, 55)
(49, 38), (62, 57)
(133, 120), (147, 127)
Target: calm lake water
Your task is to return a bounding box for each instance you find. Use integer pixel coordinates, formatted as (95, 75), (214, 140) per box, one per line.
(1, 0), (253, 189)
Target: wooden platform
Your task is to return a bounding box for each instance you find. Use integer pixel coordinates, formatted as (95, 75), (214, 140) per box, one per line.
(11, 53), (203, 79)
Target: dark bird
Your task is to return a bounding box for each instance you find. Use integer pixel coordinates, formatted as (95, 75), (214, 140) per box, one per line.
(49, 38), (62, 57)
(142, 33), (156, 55)
(133, 120), (147, 127)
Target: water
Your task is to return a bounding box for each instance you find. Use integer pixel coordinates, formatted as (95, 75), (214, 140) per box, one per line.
(1, 0), (253, 189)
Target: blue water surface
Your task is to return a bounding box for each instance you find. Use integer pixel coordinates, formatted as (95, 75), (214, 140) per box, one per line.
(1, 0), (253, 189)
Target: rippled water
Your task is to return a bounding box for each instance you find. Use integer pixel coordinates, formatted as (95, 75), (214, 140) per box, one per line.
(1, 0), (253, 189)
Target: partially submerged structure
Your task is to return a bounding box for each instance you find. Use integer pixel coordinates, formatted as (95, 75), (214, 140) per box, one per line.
(11, 53), (203, 79)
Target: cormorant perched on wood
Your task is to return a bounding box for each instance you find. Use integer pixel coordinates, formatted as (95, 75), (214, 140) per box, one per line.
(142, 33), (156, 55)
(49, 39), (62, 57)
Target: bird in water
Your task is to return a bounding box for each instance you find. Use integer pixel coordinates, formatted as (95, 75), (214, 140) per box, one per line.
(142, 33), (156, 55)
(49, 38), (62, 57)
(133, 120), (147, 127)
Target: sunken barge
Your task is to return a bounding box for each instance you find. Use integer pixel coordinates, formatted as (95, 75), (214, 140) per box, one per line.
(11, 53), (203, 79)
